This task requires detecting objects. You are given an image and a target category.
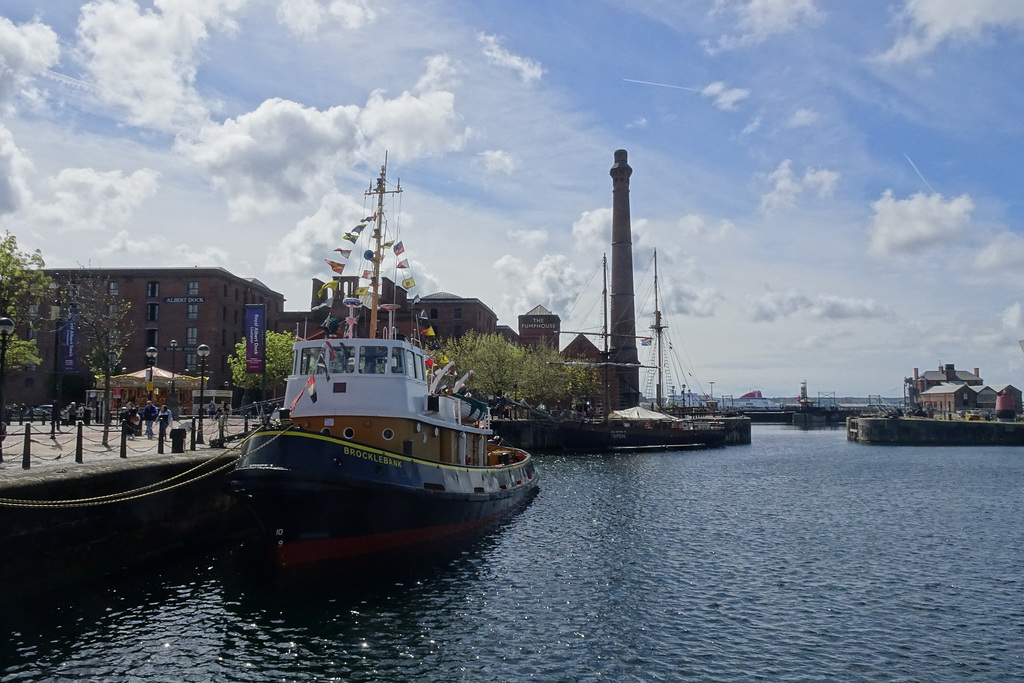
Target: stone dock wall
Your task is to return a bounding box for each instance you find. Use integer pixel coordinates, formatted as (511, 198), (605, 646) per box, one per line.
(847, 416), (1024, 446)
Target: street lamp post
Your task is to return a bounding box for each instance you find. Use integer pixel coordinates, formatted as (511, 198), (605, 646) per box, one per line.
(169, 339), (180, 420)
(196, 343), (210, 445)
(0, 317), (16, 464)
(145, 347), (158, 400)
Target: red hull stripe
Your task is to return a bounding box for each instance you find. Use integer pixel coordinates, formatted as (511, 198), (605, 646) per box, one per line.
(273, 513), (505, 567)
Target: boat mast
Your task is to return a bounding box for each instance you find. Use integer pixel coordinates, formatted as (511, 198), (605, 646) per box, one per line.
(602, 254), (610, 421)
(365, 156), (401, 338)
(651, 249), (666, 409)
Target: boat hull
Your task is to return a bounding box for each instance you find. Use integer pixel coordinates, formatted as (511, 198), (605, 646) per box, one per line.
(225, 429), (538, 567)
(491, 418), (727, 452)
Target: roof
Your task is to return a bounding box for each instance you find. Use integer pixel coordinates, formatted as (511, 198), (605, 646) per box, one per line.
(608, 406), (679, 422)
(524, 304), (554, 316)
(919, 382), (970, 395)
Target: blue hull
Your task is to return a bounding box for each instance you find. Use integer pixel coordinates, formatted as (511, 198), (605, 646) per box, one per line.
(225, 429), (538, 566)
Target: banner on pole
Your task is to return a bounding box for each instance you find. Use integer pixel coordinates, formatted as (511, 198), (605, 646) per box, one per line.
(59, 310), (78, 372)
(245, 304), (266, 373)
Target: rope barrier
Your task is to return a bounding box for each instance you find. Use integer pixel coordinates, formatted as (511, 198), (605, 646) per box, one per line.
(0, 425), (288, 509)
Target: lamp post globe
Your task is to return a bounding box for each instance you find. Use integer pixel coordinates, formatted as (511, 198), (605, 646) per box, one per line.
(197, 343), (210, 444)
(0, 316), (15, 464)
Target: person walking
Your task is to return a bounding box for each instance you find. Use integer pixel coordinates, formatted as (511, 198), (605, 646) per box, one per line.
(142, 399), (158, 439)
(157, 403), (171, 442)
(119, 402), (138, 440)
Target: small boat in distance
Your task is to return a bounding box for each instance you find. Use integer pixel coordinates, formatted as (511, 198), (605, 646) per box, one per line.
(226, 160), (538, 567)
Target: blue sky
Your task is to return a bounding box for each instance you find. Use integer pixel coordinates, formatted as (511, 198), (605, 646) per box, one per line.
(2, 0), (1024, 399)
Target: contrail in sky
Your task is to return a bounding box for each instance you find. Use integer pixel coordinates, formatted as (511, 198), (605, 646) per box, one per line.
(623, 78), (701, 92)
(903, 153), (937, 194)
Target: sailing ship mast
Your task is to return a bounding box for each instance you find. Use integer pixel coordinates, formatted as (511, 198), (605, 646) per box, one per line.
(601, 254), (610, 420)
(365, 156), (401, 337)
(650, 249), (666, 409)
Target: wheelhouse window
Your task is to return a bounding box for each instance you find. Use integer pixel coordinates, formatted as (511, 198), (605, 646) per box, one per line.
(358, 346), (388, 374)
(299, 343), (355, 375)
(390, 347), (405, 374)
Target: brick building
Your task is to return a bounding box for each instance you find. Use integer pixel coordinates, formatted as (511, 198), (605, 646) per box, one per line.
(518, 305), (560, 348)
(17, 267), (285, 408)
(418, 292), (498, 340)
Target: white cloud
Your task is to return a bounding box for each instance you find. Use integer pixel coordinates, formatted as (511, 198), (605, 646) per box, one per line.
(972, 231), (1024, 271)
(177, 98), (362, 218)
(881, 1), (1024, 63)
(759, 159), (839, 212)
(571, 208), (611, 253)
(268, 190), (367, 275)
(478, 149), (520, 175)
(701, 81), (750, 111)
(494, 253), (585, 318)
(509, 228), (547, 249)
(0, 16), (60, 107)
(709, 0), (821, 50)
(868, 190), (974, 256)
(74, 0), (248, 132)
(786, 107), (818, 128)
(0, 125), (34, 214)
(477, 33), (543, 84)
(677, 214), (734, 241)
(359, 88), (468, 162)
(277, 0), (379, 37)
(28, 167), (161, 234)
(748, 288), (890, 322)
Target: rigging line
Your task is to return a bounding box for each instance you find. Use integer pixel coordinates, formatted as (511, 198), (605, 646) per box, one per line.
(562, 259), (602, 325)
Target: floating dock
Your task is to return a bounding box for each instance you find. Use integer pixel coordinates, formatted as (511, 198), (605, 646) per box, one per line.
(847, 415), (1024, 446)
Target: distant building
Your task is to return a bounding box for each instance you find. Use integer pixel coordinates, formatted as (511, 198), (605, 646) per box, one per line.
(496, 325), (520, 345)
(518, 304), (560, 348)
(20, 267), (286, 408)
(561, 333), (602, 362)
(910, 364), (1020, 415)
(418, 292), (498, 340)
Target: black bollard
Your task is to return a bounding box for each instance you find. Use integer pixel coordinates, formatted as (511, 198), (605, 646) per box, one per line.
(158, 426), (165, 455)
(120, 426), (127, 458)
(76, 422), (84, 464)
(190, 418), (196, 451)
(22, 422), (30, 469)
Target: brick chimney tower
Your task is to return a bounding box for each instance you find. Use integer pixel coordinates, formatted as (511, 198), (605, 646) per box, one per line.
(608, 149), (640, 410)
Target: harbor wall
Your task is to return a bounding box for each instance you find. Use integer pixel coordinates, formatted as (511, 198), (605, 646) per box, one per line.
(847, 416), (1024, 446)
(0, 453), (249, 599)
(492, 416), (750, 450)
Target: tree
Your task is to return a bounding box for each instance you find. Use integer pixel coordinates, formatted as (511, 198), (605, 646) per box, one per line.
(66, 270), (135, 446)
(440, 332), (597, 407)
(0, 231), (48, 371)
(226, 330), (295, 403)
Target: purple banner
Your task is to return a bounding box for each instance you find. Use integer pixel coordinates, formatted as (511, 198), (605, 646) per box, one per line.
(245, 304), (266, 373)
(60, 310), (78, 373)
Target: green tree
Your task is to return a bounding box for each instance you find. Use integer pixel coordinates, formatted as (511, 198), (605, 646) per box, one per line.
(226, 330), (295, 401)
(440, 332), (597, 407)
(0, 231), (48, 370)
(67, 270), (135, 446)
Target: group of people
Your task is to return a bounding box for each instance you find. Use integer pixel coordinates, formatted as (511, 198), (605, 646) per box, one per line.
(119, 400), (172, 440)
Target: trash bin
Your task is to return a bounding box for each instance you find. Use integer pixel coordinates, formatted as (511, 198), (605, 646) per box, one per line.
(170, 427), (187, 453)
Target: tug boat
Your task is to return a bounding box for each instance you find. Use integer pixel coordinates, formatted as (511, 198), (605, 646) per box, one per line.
(225, 162), (538, 567)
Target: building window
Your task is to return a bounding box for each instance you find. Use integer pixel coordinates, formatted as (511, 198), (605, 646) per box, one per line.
(28, 304), (38, 321)
(430, 308), (438, 319)
(234, 310), (238, 324)
(187, 303), (199, 320)
(185, 353), (197, 372)
(222, 306), (226, 322)
(186, 327), (197, 346)
(188, 281), (199, 296)
(454, 325), (463, 338)
(223, 284), (228, 297)
(147, 281), (159, 297)
(108, 303), (119, 318)
(453, 307), (462, 320)
(108, 282), (119, 296)
(146, 329), (159, 348)
(68, 284), (80, 300)
(147, 303), (159, 322)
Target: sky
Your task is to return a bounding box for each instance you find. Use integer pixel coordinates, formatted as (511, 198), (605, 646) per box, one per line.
(2, 0), (1024, 400)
